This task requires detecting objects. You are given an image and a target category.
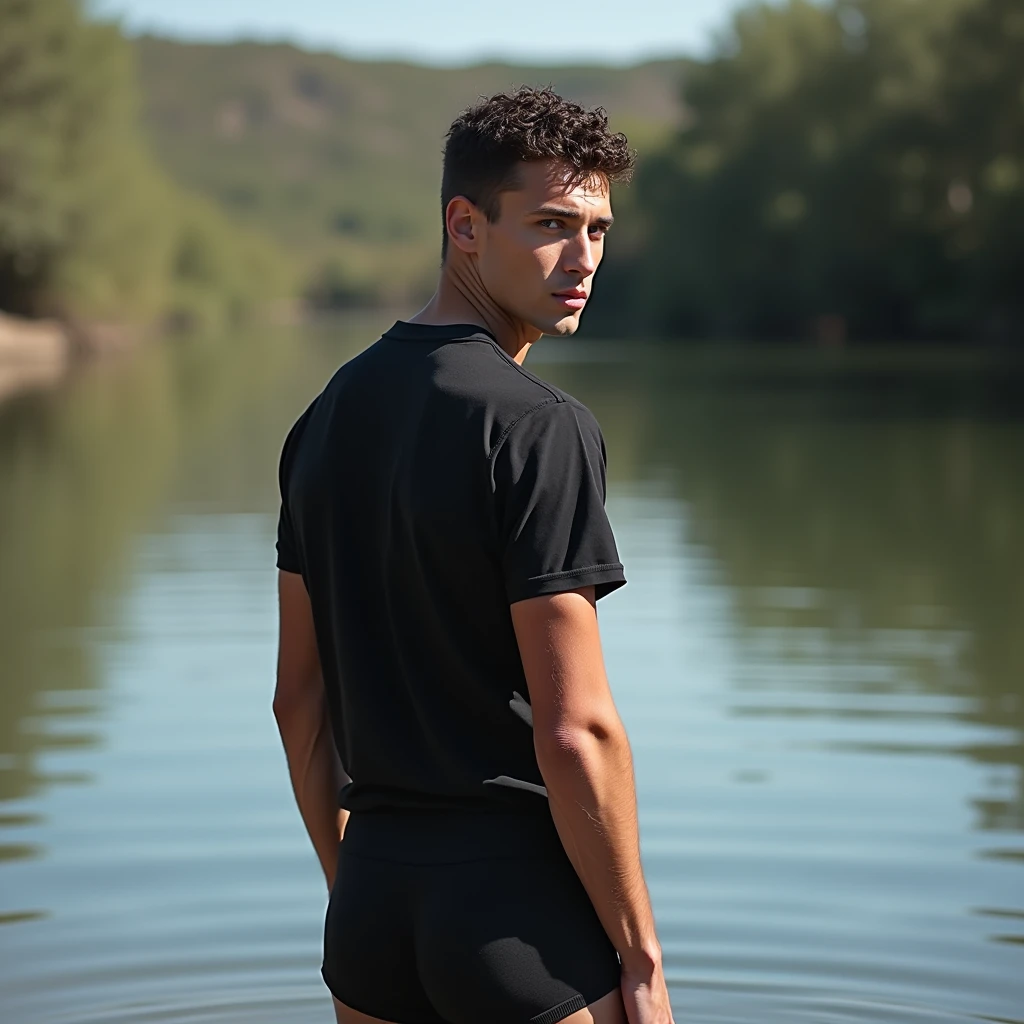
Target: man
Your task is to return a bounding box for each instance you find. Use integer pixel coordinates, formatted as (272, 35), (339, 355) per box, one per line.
(274, 87), (674, 1024)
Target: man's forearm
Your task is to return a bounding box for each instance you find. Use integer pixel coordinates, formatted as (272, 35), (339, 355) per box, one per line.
(537, 722), (661, 973)
(274, 686), (350, 890)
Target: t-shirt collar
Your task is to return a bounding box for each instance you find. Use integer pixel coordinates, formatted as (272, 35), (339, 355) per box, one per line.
(384, 320), (498, 344)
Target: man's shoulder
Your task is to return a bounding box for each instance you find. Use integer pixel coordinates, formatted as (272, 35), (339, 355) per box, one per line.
(484, 378), (606, 478)
(455, 338), (599, 423)
(278, 392), (320, 478)
(494, 364), (599, 428)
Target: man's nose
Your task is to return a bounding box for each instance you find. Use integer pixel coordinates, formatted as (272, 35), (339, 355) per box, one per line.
(565, 230), (598, 277)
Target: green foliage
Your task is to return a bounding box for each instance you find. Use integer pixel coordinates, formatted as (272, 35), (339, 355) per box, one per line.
(165, 192), (294, 333)
(131, 38), (688, 310)
(0, 0), (149, 316)
(0, 0), (291, 330)
(9, 2), (1015, 341)
(594, 0), (1023, 342)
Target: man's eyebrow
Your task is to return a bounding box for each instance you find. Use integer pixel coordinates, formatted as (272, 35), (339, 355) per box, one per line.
(531, 205), (614, 227)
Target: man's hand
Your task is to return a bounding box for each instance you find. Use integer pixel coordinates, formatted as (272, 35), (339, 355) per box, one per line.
(621, 957), (675, 1024)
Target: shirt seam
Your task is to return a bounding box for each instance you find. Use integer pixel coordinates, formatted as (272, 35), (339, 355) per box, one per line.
(527, 562), (624, 583)
(486, 396), (567, 476)
(384, 321), (497, 342)
(477, 334), (566, 404)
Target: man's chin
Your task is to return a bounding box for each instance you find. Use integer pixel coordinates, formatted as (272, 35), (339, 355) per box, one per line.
(539, 312), (583, 337)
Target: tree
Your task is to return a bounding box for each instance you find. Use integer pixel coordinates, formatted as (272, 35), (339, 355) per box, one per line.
(596, 0), (1022, 343)
(0, 0), (290, 329)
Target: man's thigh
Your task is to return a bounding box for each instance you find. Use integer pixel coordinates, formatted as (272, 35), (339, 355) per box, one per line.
(333, 988), (627, 1024)
(333, 995), (393, 1024)
(564, 986), (628, 1024)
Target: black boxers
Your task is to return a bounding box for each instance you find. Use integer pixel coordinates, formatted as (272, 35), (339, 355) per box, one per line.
(322, 808), (621, 1024)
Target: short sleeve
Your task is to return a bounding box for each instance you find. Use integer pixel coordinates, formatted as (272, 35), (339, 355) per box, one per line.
(493, 400), (626, 604)
(276, 505), (301, 574)
(275, 415), (305, 575)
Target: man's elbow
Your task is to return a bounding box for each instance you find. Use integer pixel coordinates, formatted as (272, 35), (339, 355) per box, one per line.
(534, 711), (629, 767)
(272, 675), (316, 725)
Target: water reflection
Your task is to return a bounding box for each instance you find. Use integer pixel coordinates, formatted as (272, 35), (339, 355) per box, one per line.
(547, 345), (1024, 833)
(0, 330), (1022, 1022)
(0, 325), (362, 844)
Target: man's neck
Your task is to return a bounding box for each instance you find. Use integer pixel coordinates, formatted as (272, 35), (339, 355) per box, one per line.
(407, 261), (540, 365)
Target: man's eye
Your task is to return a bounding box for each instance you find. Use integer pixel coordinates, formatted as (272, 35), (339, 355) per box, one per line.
(538, 219), (561, 229)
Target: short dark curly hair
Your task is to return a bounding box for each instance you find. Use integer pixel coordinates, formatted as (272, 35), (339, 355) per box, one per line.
(440, 86), (635, 259)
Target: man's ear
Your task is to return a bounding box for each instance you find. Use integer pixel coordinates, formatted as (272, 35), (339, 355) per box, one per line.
(445, 196), (481, 256)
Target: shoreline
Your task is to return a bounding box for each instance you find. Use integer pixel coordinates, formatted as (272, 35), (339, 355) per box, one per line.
(0, 312), (71, 406)
(0, 311), (147, 408)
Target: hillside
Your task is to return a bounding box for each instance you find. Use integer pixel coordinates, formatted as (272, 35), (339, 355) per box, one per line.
(132, 37), (688, 306)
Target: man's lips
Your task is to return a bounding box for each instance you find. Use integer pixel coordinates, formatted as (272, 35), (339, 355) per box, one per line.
(553, 289), (588, 309)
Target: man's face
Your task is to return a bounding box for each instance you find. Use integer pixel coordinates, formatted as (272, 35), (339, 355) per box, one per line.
(474, 160), (613, 336)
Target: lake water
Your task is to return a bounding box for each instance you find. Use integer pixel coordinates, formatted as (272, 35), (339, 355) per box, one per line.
(1, 320), (1022, 1023)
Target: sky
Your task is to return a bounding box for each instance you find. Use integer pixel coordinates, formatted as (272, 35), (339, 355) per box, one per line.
(92, 0), (750, 66)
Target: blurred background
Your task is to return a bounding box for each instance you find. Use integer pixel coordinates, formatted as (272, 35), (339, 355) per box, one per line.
(0, 1), (1021, 1022)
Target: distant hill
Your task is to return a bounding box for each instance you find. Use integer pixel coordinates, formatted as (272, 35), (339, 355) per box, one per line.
(132, 37), (688, 306)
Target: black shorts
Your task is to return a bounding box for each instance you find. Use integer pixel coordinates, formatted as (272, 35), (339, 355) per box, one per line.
(322, 807), (621, 1024)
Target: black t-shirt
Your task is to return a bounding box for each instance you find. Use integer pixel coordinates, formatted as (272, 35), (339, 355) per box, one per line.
(276, 321), (626, 815)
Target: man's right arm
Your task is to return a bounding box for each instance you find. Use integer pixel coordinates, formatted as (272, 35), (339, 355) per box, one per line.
(511, 586), (675, 1024)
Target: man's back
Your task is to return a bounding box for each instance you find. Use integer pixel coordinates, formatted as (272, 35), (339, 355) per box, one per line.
(276, 320), (626, 816)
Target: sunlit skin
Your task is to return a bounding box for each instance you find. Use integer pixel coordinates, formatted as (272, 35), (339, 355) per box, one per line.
(410, 159), (614, 365)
